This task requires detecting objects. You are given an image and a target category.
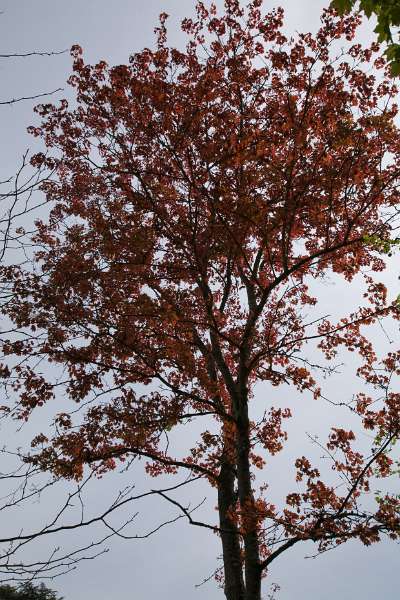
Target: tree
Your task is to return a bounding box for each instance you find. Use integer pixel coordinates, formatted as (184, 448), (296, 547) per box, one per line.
(331, 0), (400, 73)
(2, 2), (400, 599)
(0, 582), (62, 600)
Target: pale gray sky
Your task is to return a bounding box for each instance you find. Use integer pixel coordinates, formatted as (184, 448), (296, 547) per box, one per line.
(0, 2), (399, 600)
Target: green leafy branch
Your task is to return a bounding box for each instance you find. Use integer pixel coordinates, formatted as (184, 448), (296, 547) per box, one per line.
(331, 0), (400, 74)
(362, 233), (400, 255)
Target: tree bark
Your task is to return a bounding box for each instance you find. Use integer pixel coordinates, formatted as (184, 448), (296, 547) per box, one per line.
(236, 402), (262, 600)
(218, 454), (245, 600)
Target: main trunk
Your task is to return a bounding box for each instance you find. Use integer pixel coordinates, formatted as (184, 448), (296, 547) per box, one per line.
(236, 415), (262, 600)
(218, 454), (245, 600)
(218, 399), (262, 600)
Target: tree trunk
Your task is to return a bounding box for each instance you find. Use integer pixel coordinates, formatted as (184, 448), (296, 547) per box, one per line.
(218, 454), (245, 600)
(236, 403), (262, 600)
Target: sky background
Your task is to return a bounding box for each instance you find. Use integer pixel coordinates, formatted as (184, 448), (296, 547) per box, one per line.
(0, 2), (399, 600)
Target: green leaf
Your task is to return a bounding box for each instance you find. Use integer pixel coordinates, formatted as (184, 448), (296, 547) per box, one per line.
(374, 20), (392, 43)
(360, 0), (375, 19)
(390, 59), (400, 76)
(331, 0), (354, 14)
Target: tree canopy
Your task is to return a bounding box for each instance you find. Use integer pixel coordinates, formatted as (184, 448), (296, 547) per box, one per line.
(2, 2), (400, 599)
(0, 582), (62, 600)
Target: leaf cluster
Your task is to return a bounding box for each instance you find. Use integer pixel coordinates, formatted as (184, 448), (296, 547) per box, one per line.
(0, 583), (62, 600)
(331, 0), (400, 74)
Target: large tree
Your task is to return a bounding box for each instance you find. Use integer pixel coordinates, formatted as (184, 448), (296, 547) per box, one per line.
(2, 2), (400, 599)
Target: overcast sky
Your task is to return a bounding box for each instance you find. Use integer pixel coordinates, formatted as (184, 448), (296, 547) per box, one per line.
(1, 2), (399, 600)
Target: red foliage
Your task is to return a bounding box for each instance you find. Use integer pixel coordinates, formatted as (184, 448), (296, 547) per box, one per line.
(2, 2), (400, 598)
